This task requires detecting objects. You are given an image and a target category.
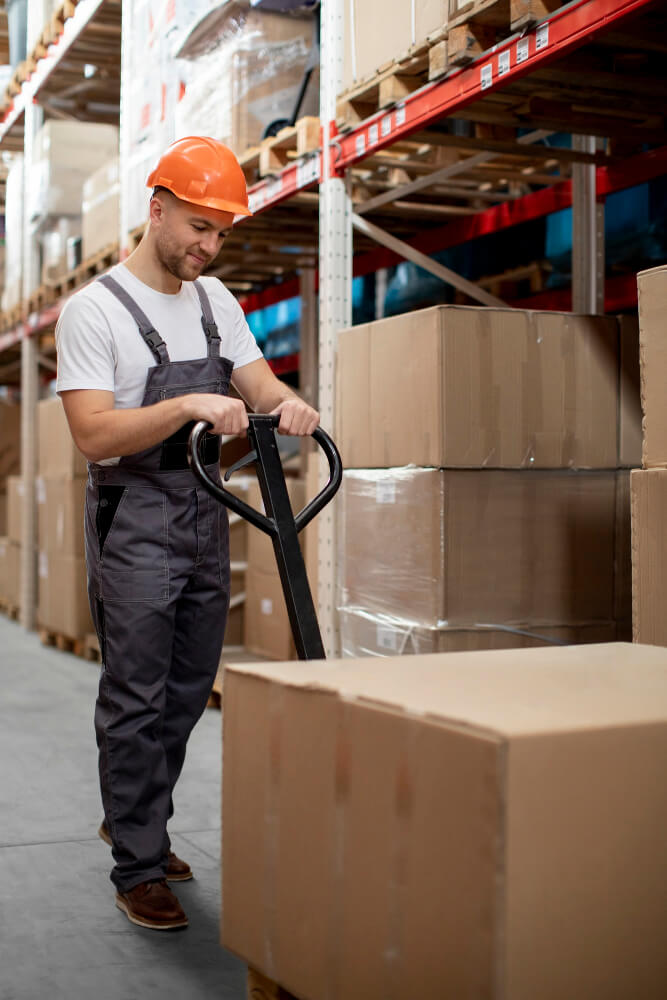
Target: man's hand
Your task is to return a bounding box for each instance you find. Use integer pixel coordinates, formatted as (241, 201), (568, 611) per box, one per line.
(184, 393), (249, 436)
(270, 398), (320, 436)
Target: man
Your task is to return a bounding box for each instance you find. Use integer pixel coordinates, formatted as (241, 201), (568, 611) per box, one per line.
(56, 136), (318, 931)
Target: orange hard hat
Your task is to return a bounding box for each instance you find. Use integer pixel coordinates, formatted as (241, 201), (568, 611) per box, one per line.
(146, 136), (252, 217)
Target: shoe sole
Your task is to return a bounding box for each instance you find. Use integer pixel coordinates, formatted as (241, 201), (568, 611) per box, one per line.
(115, 895), (188, 930)
(99, 826), (193, 881)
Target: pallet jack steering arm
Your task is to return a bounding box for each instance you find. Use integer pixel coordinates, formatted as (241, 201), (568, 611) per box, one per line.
(188, 414), (343, 660)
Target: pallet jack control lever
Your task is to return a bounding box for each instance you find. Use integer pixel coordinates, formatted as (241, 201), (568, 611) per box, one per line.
(187, 414), (343, 660)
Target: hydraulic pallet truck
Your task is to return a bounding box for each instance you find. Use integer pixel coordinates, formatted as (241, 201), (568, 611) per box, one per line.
(188, 413), (343, 660)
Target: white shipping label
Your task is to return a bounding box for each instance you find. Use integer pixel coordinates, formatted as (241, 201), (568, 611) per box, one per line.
(376, 625), (398, 651)
(517, 38), (529, 64)
(498, 50), (510, 76)
(536, 24), (549, 51)
(261, 598), (273, 616)
(381, 115), (392, 138)
(368, 123), (379, 146)
(481, 64), (493, 90)
(376, 481), (396, 504)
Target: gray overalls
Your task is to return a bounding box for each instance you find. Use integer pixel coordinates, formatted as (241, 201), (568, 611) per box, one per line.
(85, 274), (231, 893)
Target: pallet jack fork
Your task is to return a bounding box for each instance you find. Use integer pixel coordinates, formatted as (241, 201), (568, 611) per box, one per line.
(188, 414), (343, 660)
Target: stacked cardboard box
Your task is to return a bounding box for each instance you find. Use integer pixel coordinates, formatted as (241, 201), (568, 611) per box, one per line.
(2, 156), (24, 312)
(26, 121), (119, 288)
(342, 1), (449, 92)
(82, 159), (120, 260)
(222, 642), (667, 999)
(335, 305), (640, 656)
(174, 2), (318, 159)
(631, 264), (667, 645)
(36, 397), (92, 638)
(243, 477), (306, 661)
(0, 403), (22, 609)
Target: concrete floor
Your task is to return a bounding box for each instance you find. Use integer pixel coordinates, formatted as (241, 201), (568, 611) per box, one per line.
(0, 615), (246, 1000)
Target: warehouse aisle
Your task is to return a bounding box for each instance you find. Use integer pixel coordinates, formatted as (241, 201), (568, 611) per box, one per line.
(0, 616), (245, 1000)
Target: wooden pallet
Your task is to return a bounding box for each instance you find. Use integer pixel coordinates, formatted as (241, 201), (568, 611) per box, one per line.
(239, 116), (321, 185)
(0, 303), (25, 332)
(39, 628), (86, 657)
(83, 632), (102, 663)
(336, 41), (437, 129)
(43, 242), (120, 301)
(247, 968), (297, 1000)
(0, 599), (20, 621)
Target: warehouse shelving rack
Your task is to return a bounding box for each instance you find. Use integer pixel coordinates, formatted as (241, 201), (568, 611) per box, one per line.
(0, 0), (664, 644)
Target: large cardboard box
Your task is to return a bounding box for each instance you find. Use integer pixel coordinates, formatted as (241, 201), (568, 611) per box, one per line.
(0, 491), (6, 536)
(82, 159), (120, 260)
(222, 643), (667, 1000)
(0, 537), (20, 607)
(244, 567), (295, 661)
(0, 401), (21, 481)
(618, 314), (642, 468)
(174, 3), (317, 157)
(37, 398), (87, 478)
(342, 1), (448, 91)
(631, 468), (667, 645)
(338, 468), (620, 627)
(638, 263), (667, 467)
(336, 306), (620, 469)
(38, 551), (92, 637)
(36, 477), (86, 557)
(246, 479), (306, 573)
(28, 121), (119, 221)
(6, 475), (24, 545)
(339, 606), (618, 657)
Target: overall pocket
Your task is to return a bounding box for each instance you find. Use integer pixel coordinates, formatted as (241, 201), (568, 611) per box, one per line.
(98, 486), (169, 603)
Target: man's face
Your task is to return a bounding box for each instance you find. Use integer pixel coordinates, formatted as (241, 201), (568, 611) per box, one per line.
(152, 191), (235, 281)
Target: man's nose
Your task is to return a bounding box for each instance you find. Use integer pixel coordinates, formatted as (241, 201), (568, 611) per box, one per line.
(199, 231), (222, 256)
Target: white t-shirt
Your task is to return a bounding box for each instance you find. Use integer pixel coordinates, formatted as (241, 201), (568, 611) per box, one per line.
(56, 263), (262, 464)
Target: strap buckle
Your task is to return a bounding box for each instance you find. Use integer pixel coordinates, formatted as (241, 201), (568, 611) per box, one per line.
(144, 329), (165, 351)
(201, 317), (220, 342)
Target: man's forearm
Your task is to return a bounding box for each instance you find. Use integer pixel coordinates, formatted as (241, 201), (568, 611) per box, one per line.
(250, 381), (298, 415)
(77, 397), (193, 463)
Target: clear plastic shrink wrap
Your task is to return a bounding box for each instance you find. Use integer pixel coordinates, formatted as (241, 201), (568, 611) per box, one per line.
(173, 1), (317, 155)
(337, 467), (626, 656)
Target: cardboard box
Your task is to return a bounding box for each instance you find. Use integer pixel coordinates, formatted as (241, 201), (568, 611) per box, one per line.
(244, 567), (295, 661)
(638, 264), (667, 467)
(174, 3), (317, 157)
(618, 314), (642, 468)
(0, 491), (6, 536)
(342, 1), (448, 90)
(29, 121), (119, 221)
(339, 607), (618, 657)
(36, 477), (86, 557)
(7, 475), (24, 545)
(338, 468), (620, 627)
(246, 479), (306, 573)
(82, 159), (120, 260)
(224, 600), (244, 649)
(336, 306), (620, 469)
(615, 469), (632, 641)
(631, 468), (667, 645)
(222, 643), (667, 1000)
(38, 551), (93, 638)
(37, 398), (87, 478)
(0, 401), (21, 481)
(0, 537), (20, 607)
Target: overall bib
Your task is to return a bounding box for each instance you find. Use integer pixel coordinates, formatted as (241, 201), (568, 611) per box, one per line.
(85, 275), (231, 892)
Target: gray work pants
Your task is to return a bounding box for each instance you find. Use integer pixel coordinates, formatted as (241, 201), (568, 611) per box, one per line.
(85, 463), (229, 892)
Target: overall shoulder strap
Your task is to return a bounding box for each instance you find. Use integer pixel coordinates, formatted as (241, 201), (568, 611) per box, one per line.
(193, 280), (221, 359)
(98, 274), (170, 365)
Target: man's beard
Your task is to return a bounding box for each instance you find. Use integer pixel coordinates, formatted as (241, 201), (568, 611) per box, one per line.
(155, 233), (207, 281)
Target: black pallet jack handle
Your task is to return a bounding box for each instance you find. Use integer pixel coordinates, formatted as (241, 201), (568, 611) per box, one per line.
(188, 414), (343, 660)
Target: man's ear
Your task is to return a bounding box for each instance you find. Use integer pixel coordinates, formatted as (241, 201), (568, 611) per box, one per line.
(149, 193), (165, 225)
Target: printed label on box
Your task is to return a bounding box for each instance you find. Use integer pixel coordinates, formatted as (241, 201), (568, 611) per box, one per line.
(261, 598), (273, 616)
(376, 625), (398, 651)
(376, 481), (396, 504)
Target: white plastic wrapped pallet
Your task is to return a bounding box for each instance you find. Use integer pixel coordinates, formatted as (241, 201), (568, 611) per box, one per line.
(2, 155), (24, 312)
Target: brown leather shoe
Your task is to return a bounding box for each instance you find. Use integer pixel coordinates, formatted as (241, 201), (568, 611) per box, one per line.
(115, 879), (188, 930)
(98, 822), (193, 882)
